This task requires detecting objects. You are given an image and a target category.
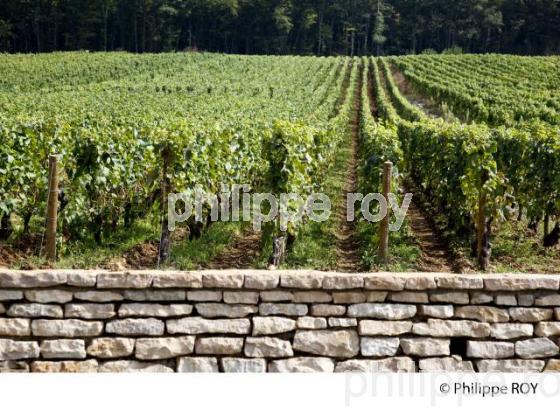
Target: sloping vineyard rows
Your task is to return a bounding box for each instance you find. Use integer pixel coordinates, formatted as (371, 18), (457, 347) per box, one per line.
(373, 58), (498, 251)
(0, 53), (349, 255)
(263, 58), (357, 247)
(384, 56), (560, 239)
(372, 55), (560, 267)
(358, 58), (402, 194)
(1, 52), (558, 269)
(0, 52), (212, 92)
(392, 54), (560, 126)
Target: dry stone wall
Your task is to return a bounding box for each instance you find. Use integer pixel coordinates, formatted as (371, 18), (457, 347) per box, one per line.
(1, 269), (560, 373)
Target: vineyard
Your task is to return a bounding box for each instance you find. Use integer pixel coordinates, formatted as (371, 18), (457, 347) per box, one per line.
(0, 52), (558, 272)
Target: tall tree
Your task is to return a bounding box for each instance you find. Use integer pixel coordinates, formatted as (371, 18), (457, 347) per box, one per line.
(372, 0), (386, 55)
(0, 0), (559, 55)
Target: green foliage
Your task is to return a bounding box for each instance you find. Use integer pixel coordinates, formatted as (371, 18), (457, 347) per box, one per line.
(388, 54), (560, 230)
(493, 122), (560, 221)
(398, 120), (503, 236)
(1, 51), (559, 271)
(359, 57), (402, 193)
(442, 46), (463, 55)
(2, 1), (559, 55)
(375, 52), (560, 266)
(379, 58), (424, 122)
(372, 0), (387, 51)
(393, 54), (560, 126)
(0, 52), (342, 247)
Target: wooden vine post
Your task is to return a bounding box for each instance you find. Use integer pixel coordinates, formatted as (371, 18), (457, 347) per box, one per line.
(45, 154), (59, 262)
(378, 161), (393, 264)
(476, 169), (490, 271)
(158, 145), (172, 266)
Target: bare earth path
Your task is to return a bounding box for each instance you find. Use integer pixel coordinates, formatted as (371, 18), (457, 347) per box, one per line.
(376, 60), (461, 272)
(202, 229), (261, 269)
(390, 65), (456, 121)
(406, 201), (457, 272)
(335, 63), (364, 272)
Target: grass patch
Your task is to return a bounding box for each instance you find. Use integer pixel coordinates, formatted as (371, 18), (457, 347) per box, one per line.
(169, 222), (247, 270)
(10, 219), (159, 269)
(284, 218), (340, 270)
(282, 136), (351, 270)
(482, 220), (560, 273)
(358, 216), (422, 271)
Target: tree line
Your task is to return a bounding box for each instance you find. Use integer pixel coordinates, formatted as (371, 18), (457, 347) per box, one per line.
(1, 0), (559, 55)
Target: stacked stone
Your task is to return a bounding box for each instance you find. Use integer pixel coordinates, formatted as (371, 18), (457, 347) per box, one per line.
(0, 269), (559, 373)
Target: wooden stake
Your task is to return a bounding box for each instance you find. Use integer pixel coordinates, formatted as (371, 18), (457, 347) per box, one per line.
(45, 155), (59, 262)
(158, 146), (172, 266)
(477, 169), (489, 271)
(378, 161), (392, 264)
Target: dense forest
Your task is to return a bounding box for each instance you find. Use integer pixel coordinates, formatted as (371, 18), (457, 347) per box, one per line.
(0, 0), (559, 55)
